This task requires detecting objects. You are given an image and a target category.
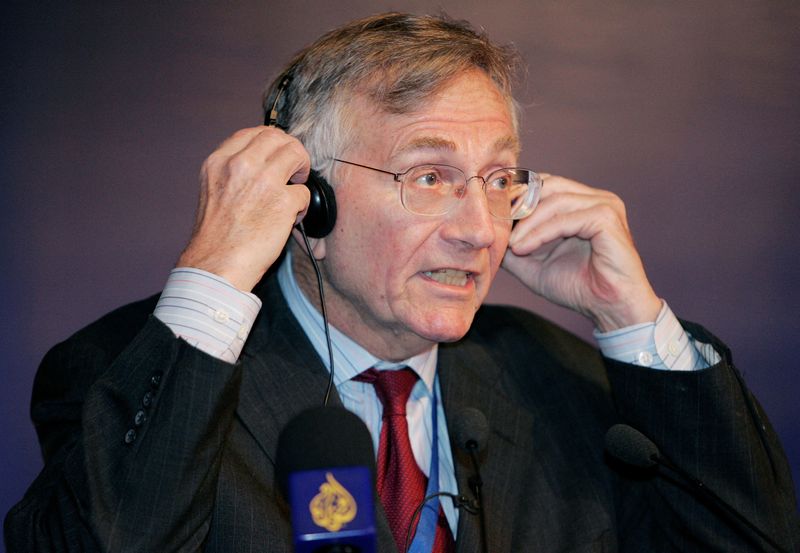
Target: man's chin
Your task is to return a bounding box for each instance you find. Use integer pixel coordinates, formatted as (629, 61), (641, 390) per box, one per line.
(411, 310), (477, 344)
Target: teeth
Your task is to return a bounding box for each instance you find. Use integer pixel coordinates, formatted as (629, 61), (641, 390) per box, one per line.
(423, 269), (471, 286)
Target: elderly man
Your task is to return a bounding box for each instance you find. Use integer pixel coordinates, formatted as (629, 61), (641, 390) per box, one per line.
(5, 12), (799, 553)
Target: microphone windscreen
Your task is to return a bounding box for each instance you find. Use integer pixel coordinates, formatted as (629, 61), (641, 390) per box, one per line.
(604, 423), (660, 468)
(451, 407), (490, 452)
(275, 406), (375, 498)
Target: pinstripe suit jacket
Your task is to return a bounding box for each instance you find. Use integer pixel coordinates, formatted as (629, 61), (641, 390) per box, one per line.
(5, 274), (799, 552)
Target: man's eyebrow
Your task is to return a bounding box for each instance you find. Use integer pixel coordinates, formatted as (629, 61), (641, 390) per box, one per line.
(493, 135), (521, 157)
(397, 137), (457, 154)
(396, 135), (521, 157)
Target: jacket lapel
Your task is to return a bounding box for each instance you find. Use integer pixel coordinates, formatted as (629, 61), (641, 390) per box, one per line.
(439, 337), (535, 553)
(235, 276), (339, 465)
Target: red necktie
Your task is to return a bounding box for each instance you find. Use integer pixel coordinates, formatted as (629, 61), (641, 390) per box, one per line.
(356, 368), (455, 552)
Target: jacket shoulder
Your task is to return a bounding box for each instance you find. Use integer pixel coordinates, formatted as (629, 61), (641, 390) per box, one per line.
(31, 294), (162, 456)
(39, 293), (161, 374)
(471, 303), (600, 365)
(465, 304), (612, 402)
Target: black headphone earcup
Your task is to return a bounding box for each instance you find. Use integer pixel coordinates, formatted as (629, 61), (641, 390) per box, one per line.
(300, 169), (337, 238)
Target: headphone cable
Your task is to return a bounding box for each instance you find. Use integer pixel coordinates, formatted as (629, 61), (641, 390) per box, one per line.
(297, 222), (335, 406)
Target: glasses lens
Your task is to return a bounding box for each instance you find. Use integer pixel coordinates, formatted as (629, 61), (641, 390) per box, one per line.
(401, 165), (463, 216)
(400, 165), (541, 219)
(485, 168), (541, 220)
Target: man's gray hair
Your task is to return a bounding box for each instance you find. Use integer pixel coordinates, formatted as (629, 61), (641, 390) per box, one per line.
(263, 12), (523, 182)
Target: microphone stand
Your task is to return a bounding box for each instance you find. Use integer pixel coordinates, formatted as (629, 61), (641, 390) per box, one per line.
(466, 441), (489, 553)
(403, 492), (479, 553)
(654, 454), (789, 553)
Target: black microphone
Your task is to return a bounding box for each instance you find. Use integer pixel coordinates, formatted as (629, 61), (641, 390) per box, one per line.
(451, 407), (490, 455)
(604, 424), (789, 553)
(276, 406), (377, 553)
(451, 407), (490, 553)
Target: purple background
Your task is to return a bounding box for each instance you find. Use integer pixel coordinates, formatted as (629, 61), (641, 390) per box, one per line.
(3, 1), (799, 542)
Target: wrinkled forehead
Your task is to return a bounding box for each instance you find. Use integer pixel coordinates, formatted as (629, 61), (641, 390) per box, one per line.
(362, 67), (520, 131)
(339, 71), (520, 158)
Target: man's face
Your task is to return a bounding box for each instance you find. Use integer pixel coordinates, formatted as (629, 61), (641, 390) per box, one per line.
(310, 70), (519, 360)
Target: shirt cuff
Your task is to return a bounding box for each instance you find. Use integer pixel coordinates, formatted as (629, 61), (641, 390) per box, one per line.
(153, 268), (262, 363)
(594, 301), (720, 371)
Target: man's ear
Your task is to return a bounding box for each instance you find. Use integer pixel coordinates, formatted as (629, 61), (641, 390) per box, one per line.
(291, 226), (327, 260)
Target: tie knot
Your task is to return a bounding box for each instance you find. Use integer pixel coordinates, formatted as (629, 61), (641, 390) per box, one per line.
(356, 367), (418, 417)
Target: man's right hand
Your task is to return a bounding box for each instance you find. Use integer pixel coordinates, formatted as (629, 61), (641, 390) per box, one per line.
(177, 126), (311, 291)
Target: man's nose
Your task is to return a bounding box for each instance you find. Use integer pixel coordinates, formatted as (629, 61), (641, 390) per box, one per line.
(441, 178), (496, 248)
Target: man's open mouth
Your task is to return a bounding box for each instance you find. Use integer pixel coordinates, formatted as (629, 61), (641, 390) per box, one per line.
(422, 269), (472, 286)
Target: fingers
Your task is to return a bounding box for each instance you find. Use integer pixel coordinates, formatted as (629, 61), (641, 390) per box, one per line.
(203, 126), (311, 190)
(501, 173), (661, 330)
(179, 126), (315, 291)
(202, 126), (313, 220)
(509, 175), (631, 256)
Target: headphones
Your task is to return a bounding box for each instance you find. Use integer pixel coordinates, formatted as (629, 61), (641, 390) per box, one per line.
(265, 72), (337, 238)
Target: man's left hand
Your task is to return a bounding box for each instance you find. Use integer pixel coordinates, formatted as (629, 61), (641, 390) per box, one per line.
(501, 174), (662, 332)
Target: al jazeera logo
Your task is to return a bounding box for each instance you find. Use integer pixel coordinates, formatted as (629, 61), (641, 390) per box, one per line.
(309, 472), (358, 532)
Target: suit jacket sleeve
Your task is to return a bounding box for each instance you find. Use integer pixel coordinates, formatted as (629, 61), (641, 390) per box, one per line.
(4, 298), (243, 552)
(463, 305), (799, 552)
(606, 320), (800, 551)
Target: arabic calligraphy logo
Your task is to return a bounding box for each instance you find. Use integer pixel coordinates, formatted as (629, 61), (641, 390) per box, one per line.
(309, 472), (358, 532)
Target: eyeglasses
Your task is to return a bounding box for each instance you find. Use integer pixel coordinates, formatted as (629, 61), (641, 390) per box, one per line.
(333, 159), (542, 220)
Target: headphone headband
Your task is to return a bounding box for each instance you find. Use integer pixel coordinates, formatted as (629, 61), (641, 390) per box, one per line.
(264, 68), (337, 238)
(266, 73), (293, 128)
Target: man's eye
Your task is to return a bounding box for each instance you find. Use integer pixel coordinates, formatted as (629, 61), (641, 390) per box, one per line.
(415, 173), (441, 187)
(489, 176), (509, 190)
